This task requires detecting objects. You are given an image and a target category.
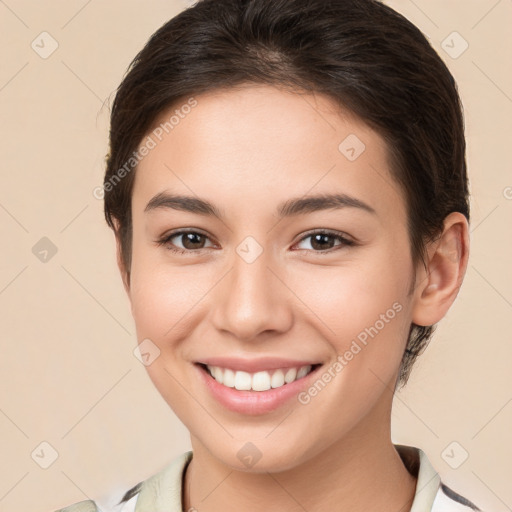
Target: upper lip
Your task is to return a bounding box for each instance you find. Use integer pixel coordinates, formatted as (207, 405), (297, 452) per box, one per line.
(196, 357), (321, 373)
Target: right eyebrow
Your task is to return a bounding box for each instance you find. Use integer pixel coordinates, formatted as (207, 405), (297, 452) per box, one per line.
(144, 192), (224, 219)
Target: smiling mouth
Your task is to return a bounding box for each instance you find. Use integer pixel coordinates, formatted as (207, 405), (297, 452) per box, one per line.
(197, 363), (321, 392)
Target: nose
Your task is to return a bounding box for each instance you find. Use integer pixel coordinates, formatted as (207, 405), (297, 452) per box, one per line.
(210, 247), (293, 342)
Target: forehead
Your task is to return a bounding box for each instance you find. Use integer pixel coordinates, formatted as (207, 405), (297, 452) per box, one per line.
(132, 84), (405, 222)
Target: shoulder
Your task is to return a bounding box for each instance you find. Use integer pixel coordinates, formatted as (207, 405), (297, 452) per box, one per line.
(53, 500), (99, 512)
(394, 444), (485, 512)
(54, 451), (193, 512)
(54, 495), (137, 512)
(432, 483), (484, 512)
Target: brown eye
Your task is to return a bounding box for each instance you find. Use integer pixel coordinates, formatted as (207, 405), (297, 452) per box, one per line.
(175, 232), (207, 250)
(309, 233), (337, 250)
(294, 230), (355, 254)
(157, 230), (215, 254)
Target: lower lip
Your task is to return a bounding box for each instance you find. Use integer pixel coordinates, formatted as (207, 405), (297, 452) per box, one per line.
(195, 363), (322, 415)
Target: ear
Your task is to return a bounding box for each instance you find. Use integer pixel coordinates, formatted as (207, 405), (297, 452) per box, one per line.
(112, 218), (131, 297)
(411, 212), (470, 327)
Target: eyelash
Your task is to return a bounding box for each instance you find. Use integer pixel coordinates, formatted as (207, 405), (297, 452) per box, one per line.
(156, 229), (356, 256)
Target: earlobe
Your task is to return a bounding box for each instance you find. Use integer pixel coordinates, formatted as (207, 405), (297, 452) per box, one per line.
(411, 212), (470, 327)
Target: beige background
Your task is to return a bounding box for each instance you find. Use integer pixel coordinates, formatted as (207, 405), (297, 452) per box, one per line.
(0, 1), (511, 511)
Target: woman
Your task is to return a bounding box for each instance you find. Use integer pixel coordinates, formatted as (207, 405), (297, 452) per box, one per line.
(57, 0), (483, 510)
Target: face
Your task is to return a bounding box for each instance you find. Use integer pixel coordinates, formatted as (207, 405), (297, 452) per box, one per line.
(125, 84), (419, 472)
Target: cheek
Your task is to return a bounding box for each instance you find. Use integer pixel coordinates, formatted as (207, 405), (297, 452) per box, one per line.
(294, 248), (412, 374)
(129, 232), (201, 330)
(128, 263), (201, 415)
(129, 265), (198, 342)
(304, 253), (408, 327)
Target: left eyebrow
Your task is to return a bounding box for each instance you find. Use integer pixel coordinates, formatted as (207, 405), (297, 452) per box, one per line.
(144, 191), (377, 219)
(277, 193), (377, 218)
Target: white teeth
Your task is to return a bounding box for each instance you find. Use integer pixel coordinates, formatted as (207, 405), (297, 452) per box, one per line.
(212, 366), (224, 384)
(271, 369), (285, 388)
(297, 365), (311, 379)
(284, 367), (297, 383)
(205, 364), (315, 391)
(252, 371), (271, 391)
(234, 370), (252, 390)
(223, 368), (235, 388)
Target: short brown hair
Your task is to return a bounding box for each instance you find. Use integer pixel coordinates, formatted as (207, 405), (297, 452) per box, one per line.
(103, 0), (469, 389)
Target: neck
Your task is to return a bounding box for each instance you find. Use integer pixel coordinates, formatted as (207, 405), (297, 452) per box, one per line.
(182, 403), (417, 512)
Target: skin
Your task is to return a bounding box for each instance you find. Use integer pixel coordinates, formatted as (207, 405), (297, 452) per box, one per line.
(114, 84), (469, 512)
